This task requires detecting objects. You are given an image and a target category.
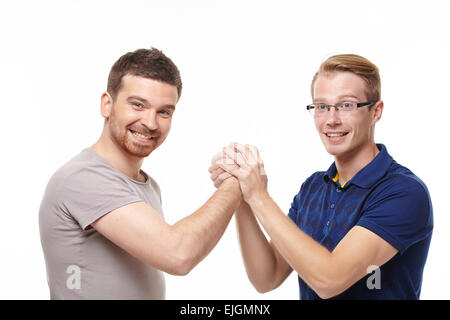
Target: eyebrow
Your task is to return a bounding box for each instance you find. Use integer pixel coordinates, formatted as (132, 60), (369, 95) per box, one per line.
(313, 95), (362, 103)
(337, 95), (361, 100)
(127, 95), (176, 110)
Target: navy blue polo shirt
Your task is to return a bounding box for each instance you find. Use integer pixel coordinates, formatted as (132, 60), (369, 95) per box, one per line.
(288, 144), (433, 299)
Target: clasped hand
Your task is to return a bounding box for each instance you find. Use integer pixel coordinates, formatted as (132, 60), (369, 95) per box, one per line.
(208, 143), (268, 202)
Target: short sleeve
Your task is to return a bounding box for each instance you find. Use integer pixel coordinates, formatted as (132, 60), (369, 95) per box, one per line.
(357, 175), (433, 254)
(147, 175), (162, 204)
(288, 192), (300, 222)
(58, 165), (143, 230)
(288, 180), (309, 224)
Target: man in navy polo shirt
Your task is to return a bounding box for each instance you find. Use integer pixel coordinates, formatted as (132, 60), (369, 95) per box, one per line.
(209, 54), (433, 299)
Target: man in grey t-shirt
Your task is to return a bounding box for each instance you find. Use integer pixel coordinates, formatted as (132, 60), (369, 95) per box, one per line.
(39, 48), (242, 299)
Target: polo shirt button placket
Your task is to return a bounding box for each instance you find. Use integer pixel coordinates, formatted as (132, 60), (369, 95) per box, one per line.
(325, 203), (335, 232)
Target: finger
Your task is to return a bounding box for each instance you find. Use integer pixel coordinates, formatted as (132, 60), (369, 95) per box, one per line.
(218, 161), (244, 179)
(210, 170), (218, 181)
(218, 171), (232, 181)
(249, 145), (264, 169)
(232, 142), (250, 162)
(223, 146), (249, 169)
(225, 142), (251, 163)
(211, 151), (231, 170)
(214, 172), (233, 188)
(232, 143), (262, 166)
(236, 144), (258, 165)
(209, 161), (221, 171)
(210, 167), (225, 180)
(259, 164), (267, 176)
(211, 151), (225, 165)
(234, 144), (265, 177)
(231, 142), (260, 164)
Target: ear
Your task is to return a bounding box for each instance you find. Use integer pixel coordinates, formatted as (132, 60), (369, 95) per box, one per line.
(100, 92), (113, 119)
(371, 100), (384, 126)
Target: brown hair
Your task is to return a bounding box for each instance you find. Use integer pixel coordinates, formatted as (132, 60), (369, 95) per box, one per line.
(107, 48), (182, 100)
(311, 54), (381, 102)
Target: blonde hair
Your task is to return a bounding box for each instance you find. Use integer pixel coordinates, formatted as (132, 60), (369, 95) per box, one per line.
(311, 54), (381, 102)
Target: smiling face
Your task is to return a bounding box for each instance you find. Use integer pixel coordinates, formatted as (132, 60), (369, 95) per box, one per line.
(102, 74), (178, 158)
(312, 71), (383, 159)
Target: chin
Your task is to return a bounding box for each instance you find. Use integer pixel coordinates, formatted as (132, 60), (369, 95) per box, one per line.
(126, 147), (153, 158)
(124, 140), (157, 158)
(323, 143), (349, 157)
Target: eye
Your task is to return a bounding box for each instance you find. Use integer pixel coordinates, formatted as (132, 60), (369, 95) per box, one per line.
(341, 102), (355, 109)
(133, 102), (144, 109)
(159, 109), (172, 117)
(317, 104), (328, 111)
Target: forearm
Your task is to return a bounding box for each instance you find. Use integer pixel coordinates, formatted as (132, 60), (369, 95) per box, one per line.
(172, 178), (242, 274)
(247, 191), (334, 295)
(236, 202), (287, 292)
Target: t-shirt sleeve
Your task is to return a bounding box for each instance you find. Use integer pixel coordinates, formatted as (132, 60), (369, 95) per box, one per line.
(147, 175), (162, 204)
(357, 175), (433, 254)
(58, 165), (143, 230)
(288, 191), (301, 222)
(288, 179), (309, 224)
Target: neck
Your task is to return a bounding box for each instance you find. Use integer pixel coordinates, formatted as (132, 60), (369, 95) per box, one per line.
(91, 132), (145, 182)
(334, 142), (379, 185)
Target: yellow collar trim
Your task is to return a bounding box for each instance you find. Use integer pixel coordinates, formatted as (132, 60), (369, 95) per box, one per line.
(333, 173), (348, 188)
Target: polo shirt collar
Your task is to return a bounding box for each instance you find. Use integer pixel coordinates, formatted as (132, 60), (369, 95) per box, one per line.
(324, 144), (393, 189)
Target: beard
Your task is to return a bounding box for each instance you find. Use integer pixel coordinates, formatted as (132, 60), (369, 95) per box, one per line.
(108, 110), (158, 158)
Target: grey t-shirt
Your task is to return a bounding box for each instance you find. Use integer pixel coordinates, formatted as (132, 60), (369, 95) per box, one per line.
(39, 148), (166, 299)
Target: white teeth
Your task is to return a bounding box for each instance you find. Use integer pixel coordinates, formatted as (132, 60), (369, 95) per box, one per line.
(327, 133), (346, 137)
(132, 131), (152, 139)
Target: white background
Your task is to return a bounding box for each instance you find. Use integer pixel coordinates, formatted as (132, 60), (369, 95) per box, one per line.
(1, 0), (449, 299)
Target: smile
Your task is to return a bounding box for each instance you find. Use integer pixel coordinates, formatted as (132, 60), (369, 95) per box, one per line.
(325, 132), (349, 137)
(129, 129), (155, 141)
(324, 131), (349, 143)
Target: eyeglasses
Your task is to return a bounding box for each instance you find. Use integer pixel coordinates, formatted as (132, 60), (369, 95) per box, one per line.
(306, 101), (375, 116)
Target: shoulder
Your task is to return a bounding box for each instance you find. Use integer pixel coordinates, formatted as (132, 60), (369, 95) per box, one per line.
(46, 149), (133, 198)
(362, 162), (433, 234)
(370, 161), (431, 208)
(358, 163), (433, 253)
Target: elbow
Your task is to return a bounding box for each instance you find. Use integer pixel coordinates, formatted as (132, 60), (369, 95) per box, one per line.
(298, 259), (345, 299)
(315, 287), (337, 300)
(254, 285), (274, 294)
(309, 276), (345, 300)
(253, 282), (272, 294)
(173, 261), (194, 276)
(157, 231), (199, 276)
(249, 275), (281, 294)
(166, 253), (196, 276)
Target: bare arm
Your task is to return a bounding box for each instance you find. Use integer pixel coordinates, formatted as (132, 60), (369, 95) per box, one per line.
(92, 178), (242, 276)
(235, 202), (292, 293)
(209, 154), (292, 293)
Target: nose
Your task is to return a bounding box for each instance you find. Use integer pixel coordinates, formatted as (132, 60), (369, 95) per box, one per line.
(142, 109), (159, 131)
(325, 107), (342, 126)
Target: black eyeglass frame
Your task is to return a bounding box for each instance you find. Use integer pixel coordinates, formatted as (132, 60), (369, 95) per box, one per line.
(306, 101), (376, 114)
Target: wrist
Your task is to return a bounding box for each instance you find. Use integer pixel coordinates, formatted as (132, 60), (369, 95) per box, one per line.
(219, 177), (243, 210)
(219, 177), (242, 196)
(246, 189), (270, 209)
